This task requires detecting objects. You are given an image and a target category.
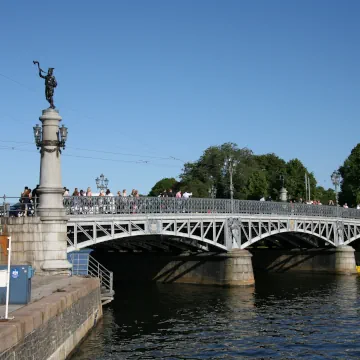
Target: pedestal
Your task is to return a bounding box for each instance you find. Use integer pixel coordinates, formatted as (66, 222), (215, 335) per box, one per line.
(335, 246), (357, 275)
(279, 187), (288, 202)
(221, 249), (255, 286)
(37, 108), (71, 275)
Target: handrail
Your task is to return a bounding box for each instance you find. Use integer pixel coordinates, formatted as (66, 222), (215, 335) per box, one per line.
(68, 253), (114, 300)
(2, 195), (359, 220)
(59, 196), (360, 220)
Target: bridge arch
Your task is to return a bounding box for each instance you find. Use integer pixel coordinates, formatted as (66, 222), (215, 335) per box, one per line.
(67, 217), (229, 253)
(67, 231), (228, 253)
(239, 229), (336, 249)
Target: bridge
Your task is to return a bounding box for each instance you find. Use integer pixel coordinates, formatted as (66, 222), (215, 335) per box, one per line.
(64, 197), (360, 253)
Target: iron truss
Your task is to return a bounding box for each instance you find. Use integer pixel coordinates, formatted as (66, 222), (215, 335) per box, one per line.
(67, 214), (360, 253)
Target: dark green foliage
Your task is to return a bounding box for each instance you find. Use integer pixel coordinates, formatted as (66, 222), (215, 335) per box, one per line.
(150, 143), (318, 200)
(339, 144), (360, 206)
(314, 186), (336, 205)
(148, 177), (178, 196)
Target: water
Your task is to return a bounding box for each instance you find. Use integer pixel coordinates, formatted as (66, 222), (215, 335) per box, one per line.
(71, 273), (360, 359)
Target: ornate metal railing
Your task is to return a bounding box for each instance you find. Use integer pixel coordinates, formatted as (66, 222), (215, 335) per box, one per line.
(61, 196), (360, 219)
(1, 196), (38, 217)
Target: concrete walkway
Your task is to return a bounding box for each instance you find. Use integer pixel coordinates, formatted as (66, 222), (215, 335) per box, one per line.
(0, 275), (87, 317)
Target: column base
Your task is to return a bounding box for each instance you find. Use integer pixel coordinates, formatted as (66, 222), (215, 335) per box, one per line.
(221, 249), (255, 286)
(40, 259), (72, 276)
(335, 246), (357, 275)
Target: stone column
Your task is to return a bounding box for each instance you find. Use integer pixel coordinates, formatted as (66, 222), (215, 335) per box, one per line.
(279, 187), (288, 202)
(37, 108), (71, 275)
(334, 246), (357, 275)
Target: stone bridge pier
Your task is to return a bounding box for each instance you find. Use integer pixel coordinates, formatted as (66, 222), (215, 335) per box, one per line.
(153, 249), (255, 286)
(1, 108), (71, 274)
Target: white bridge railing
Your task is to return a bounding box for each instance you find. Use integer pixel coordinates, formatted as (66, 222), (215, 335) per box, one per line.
(62, 196), (360, 219)
(68, 252), (114, 305)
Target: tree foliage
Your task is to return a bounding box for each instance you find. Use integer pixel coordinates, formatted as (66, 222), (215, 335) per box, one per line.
(148, 177), (178, 196)
(149, 143), (319, 201)
(339, 144), (360, 206)
(314, 186), (336, 205)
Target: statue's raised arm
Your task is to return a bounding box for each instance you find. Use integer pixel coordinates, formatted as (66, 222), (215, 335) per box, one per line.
(33, 60), (57, 109)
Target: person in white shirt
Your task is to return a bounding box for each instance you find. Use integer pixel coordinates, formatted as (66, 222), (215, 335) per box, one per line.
(183, 191), (192, 199)
(343, 203), (349, 209)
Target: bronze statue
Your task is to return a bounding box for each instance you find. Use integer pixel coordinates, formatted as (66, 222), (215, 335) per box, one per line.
(33, 61), (57, 109)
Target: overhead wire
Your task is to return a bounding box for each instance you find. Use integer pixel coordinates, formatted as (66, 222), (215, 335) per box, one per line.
(0, 139), (186, 163)
(0, 145), (181, 168)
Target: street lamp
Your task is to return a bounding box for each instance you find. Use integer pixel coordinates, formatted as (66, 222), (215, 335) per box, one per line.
(331, 170), (341, 205)
(95, 173), (109, 192)
(224, 157), (238, 200)
(208, 184), (217, 199)
(279, 175), (285, 188)
(33, 123), (68, 154)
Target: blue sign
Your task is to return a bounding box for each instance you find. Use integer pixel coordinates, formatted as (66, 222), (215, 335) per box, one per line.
(11, 269), (19, 279)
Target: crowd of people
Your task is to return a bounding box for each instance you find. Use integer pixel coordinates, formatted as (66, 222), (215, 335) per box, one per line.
(17, 185), (356, 209)
(287, 197), (351, 208)
(62, 187), (193, 199)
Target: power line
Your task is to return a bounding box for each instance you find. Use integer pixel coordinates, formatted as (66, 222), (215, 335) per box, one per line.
(0, 139), (186, 163)
(0, 145), (181, 168)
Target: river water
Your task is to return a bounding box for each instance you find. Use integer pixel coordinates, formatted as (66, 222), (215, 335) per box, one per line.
(71, 273), (360, 359)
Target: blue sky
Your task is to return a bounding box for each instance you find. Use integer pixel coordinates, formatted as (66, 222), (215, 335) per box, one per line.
(0, 0), (359, 196)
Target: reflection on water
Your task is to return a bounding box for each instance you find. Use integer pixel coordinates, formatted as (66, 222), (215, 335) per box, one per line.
(72, 273), (360, 359)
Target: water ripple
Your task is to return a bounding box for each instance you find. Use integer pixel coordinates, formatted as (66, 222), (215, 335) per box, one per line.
(71, 273), (360, 359)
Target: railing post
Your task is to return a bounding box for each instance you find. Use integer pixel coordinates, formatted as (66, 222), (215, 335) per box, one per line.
(110, 272), (113, 294)
(3, 194), (6, 217)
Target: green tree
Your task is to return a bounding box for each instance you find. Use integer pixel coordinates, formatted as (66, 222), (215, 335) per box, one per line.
(339, 143), (360, 206)
(148, 177), (178, 196)
(245, 171), (269, 200)
(314, 186), (336, 205)
(254, 153), (286, 199)
(285, 159), (316, 200)
(180, 142), (256, 199)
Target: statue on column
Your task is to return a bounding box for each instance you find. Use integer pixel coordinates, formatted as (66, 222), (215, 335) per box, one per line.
(33, 61), (57, 109)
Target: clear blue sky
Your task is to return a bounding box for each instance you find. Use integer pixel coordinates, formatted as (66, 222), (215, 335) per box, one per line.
(1, 0), (359, 196)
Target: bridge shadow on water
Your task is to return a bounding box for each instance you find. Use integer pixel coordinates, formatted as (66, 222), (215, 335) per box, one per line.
(91, 248), (226, 284)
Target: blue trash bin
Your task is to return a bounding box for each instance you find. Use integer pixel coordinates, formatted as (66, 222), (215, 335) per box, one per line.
(68, 249), (93, 276)
(0, 265), (34, 305)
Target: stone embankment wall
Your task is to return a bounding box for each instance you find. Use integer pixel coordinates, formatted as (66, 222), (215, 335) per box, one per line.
(0, 217), (67, 271)
(251, 246), (357, 274)
(0, 278), (102, 360)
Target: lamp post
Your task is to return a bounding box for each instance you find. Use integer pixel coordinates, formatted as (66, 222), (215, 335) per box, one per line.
(208, 184), (217, 199)
(224, 158), (237, 200)
(33, 123), (68, 153)
(95, 174), (109, 192)
(331, 170), (341, 205)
